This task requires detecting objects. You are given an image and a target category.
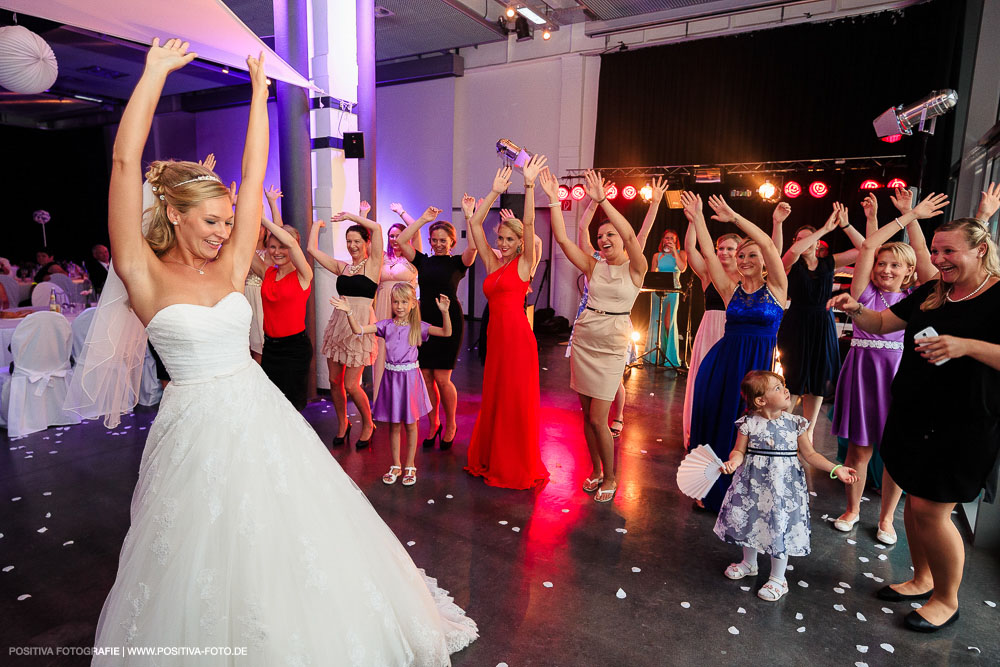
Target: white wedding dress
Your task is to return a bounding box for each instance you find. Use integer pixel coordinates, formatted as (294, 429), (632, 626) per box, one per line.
(93, 291), (477, 665)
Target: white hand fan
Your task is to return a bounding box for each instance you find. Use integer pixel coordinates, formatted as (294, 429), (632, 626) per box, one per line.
(676, 445), (725, 499)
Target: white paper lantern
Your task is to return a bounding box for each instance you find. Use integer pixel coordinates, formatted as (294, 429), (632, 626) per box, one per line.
(0, 25), (58, 95)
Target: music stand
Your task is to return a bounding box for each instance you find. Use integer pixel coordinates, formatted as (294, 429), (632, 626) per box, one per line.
(634, 272), (686, 374)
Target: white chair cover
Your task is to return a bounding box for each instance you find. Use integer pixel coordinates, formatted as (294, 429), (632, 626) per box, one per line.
(0, 311), (81, 437)
(137, 346), (163, 406)
(0, 274), (19, 307)
(47, 273), (83, 304)
(71, 307), (98, 363)
(31, 282), (68, 308)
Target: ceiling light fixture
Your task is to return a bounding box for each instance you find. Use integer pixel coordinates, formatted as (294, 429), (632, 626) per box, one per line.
(517, 6), (547, 25)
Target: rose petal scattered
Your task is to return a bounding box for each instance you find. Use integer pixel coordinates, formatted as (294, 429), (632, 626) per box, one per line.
(873, 576), (884, 583)
(427, 499), (434, 504)
(858, 556), (869, 563)
(797, 581), (809, 588)
(881, 607), (893, 614)
(2, 566), (13, 572)
(740, 586), (750, 591)
(877, 554), (887, 561)
(797, 626), (806, 633)
(542, 581), (553, 588)
(36, 527), (47, 534)
(873, 544), (886, 550)
(856, 612), (867, 622)
(17, 594), (31, 601)
(680, 601), (690, 608)
(834, 604), (846, 612)
(856, 645), (868, 654)
(616, 588), (627, 599)
(737, 607), (746, 614)
(809, 491), (817, 497)
(839, 582), (851, 589)
(445, 495), (453, 499)
(498, 521), (508, 525)
(406, 541), (415, 546)
(985, 600), (996, 608)
(727, 626), (739, 635)
(631, 567), (641, 573)
(795, 612), (803, 620)
(834, 587), (845, 594)
(847, 539), (857, 545)
(615, 528), (627, 534)
(880, 643), (894, 654)
(511, 527), (520, 532)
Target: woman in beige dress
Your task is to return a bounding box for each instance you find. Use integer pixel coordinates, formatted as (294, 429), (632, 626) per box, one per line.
(539, 168), (647, 503)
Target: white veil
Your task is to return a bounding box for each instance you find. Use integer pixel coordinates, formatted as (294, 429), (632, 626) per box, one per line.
(64, 181), (155, 427)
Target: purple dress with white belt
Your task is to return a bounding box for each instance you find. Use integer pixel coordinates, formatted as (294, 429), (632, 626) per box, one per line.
(831, 283), (912, 447)
(371, 319), (433, 424)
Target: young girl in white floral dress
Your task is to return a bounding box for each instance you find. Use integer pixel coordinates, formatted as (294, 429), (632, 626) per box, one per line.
(714, 370), (858, 601)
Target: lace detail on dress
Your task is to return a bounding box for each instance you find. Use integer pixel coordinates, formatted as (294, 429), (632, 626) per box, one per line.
(121, 582), (150, 645)
(201, 450), (227, 524)
(237, 493), (260, 545)
(238, 599), (268, 649)
(150, 497), (178, 565)
(298, 536), (330, 591)
(197, 569), (222, 636)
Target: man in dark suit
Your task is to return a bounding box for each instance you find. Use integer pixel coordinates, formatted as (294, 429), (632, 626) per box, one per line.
(85, 244), (110, 294)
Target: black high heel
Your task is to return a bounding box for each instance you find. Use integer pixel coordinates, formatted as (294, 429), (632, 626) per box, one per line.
(356, 423), (375, 450)
(439, 430), (455, 451)
(332, 423), (351, 447)
(422, 425), (442, 449)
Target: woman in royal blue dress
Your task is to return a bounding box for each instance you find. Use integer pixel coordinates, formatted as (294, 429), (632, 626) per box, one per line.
(685, 193), (788, 512)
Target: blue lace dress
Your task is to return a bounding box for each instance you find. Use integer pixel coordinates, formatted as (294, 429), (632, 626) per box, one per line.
(689, 283), (785, 512)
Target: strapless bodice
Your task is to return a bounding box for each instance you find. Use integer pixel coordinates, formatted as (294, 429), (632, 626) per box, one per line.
(145, 291), (252, 383)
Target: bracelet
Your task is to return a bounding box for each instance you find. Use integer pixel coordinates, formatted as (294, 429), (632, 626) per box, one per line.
(547, 203), (561, 208)
(895, 218), (906, 231)
(839, 222), (849, 228)
(525, 184), (535, 188)
(596, 197), (607, 204)
(845, 304), (864, 319)
(829, 464), (843, 479)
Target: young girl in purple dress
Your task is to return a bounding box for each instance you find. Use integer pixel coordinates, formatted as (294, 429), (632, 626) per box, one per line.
(830, 190), (945, 543)
(333, 284), (452, 487)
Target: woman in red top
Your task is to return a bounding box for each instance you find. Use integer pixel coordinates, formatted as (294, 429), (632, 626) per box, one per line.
(250, 190), (314, 410)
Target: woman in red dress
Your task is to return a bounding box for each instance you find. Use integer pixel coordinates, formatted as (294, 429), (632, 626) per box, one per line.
(464, 159), (550, 489)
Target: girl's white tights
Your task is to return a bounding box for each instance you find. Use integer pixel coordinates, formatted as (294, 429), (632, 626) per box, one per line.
(741, 547), (788, 582)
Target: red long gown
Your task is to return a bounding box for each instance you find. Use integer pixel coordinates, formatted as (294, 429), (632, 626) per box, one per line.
(465, 260), (549, 489)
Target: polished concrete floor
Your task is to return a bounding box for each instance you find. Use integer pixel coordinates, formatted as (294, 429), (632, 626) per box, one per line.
(2, 335), (999, 666)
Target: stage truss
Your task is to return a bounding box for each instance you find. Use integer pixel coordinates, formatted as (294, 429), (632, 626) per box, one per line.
(563, 155), (908, 181)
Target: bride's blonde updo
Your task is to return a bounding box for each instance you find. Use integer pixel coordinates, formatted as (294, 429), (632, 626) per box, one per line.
(144, 160), (231, 256)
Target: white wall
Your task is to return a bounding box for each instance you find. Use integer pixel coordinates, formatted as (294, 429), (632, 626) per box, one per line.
(194, 100), (283, 198)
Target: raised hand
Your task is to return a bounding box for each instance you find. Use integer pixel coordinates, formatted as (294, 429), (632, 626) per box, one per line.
(707, 194), (737, 223)
(772, 202), (792, 225)
(436, 294), (451, 312)
(246, 52), (268, 92)
(910, 192), (949, 220)
(861, 193), (877, 221)
(199, 153), (216, 171)
(491, 166), (513, 195)
(461, 193), (476, 218)
(145, 38), (197, 75)
(827, 292), (859, 313)
(390, 202), (404, 214)
(499, 208), (516, 221)
(680, 191), (702, 218)
(522, 154), (548, 184)
(835, 202), (850, 229)
(976, 182), (1000, 221)
(228, 180), (239, 206)
(331, 212), (357, 223)
(538, 166), (560, 201)
(265, 185), (282, 202)
(890, 187), (913, 213)
(821, 204), (842, 232)
(313, 219), (326, 230)
(359, 200), (371, 218)
(419, 206), (442, 221)
(328, 296), (351, 313)
(584, 170), (606, 202)
(650, 176), (668, 204)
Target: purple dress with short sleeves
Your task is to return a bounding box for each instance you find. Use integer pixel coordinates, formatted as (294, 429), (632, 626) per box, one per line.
(372, 319), (433, 424)
(830, 283), (912, 446)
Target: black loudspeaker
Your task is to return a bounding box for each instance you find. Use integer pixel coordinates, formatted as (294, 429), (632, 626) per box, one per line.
(343, 132), (365, 158)
(499, 193), (525, 218)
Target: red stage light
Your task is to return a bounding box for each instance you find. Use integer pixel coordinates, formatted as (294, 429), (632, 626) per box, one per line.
(881, 134), (903, 143)
(571, 184), (586, 201)
(557, 185), (570, 201)
(605, 184), (618, 200)
(887, 178), (907, 189)
(809, 181), (828, 198)
(784, 181), (801, 198)
(860, 180), (881, 190)
(622, 185), (637, 200)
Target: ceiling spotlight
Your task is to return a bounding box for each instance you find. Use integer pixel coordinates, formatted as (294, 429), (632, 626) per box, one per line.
(542, 26), (552, 40)
(557, 185), (570, 201)
(873, 89), (958, 139)
(506, 6), (516, 19)
(640, 184), (653, 202)
(622, 185), (637, 200)
(784, 181), (801, 199)
(860, 180), (882, 190)
(887, 178), (908, 189)
(758, 180), (777, 201)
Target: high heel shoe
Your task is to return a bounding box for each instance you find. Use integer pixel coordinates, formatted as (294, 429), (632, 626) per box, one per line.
(422, 425), (442, 449)
(356, 423), (375, 450)
(439, 429), (455, 451)
(332, 423), (351, 447)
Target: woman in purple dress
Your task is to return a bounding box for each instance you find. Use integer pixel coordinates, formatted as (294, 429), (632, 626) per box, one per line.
(333, 283), (452, 487)
(831, 191), (945, 544)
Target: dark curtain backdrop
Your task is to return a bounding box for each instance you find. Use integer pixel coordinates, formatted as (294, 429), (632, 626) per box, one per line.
(593, 0), (967, 360)
(2, 125), (110, 267)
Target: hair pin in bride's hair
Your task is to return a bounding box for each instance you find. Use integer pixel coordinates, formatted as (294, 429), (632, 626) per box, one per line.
(176, 175), (222, 187)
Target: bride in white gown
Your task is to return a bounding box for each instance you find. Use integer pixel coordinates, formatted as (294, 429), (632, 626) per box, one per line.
(80, 39), (476, 665)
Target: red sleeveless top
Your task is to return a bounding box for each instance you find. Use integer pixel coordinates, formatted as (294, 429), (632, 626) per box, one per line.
(261, 266), (311, 338)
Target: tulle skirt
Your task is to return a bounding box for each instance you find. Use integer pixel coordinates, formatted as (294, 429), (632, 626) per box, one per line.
(244, 282), (264, 355)
(93, 361), (476, 665)
(321, 296), (377, 367)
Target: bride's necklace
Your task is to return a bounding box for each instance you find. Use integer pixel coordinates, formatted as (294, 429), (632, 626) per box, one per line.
(346, 258), (367, 275)
(164, 257), (211, 275)
(946, 274), (991, 302)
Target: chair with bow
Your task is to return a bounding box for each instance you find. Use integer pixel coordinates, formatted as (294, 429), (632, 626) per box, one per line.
(47, 273), (83, 305)
(0, 274), (19, 308)
(31, 282), (69, 309)
(0, 311), (81, 437)
(70, 307), (97, 364)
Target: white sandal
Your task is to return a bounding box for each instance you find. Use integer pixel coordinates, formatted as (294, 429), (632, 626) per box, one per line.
(757, 577), (789, 602)
(402, 467), (417, 487)
(724, 561), (759, 580)
(382, 466), (402, 485)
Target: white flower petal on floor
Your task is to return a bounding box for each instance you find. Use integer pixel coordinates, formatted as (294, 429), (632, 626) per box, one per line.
(873, 576), (884, 583)
(968, 647), (981, 653)
(911, 602), (922, 609)
(36, 528), (47, 534)
(881, 607), (893, 614)
(855, 662), (868, 667)
(11, 497), (21, 501)
(737, 607), (746, 614)
(512, 527), (520, 532)
(839, 582), (851, 588)
(406, 541), (415, 546)
(427, 500), (435, 504)
(795, 612), (803, 620)
(617, 588), (627, 599)
(62, 541), (73, 546)
(797, 627), (806, 633)
(498, 520), (508, 525)
(877, 555), (887, 561)
(834, 604), (846, 612)
(858, 556), (869, 563)
(542, 582), (553, 588)
(679, 601), (689, 608)
(873, 544), (886, 550)
(834, 588), (845, 594)
(631, 567), (641, 573)
(45, 513), (51, 518)
(740, 586), (750, 591)
(809, 491), (817, 497)
(856, 645), (868, 653)
(727, 626), (739, 635)
(985, 600), (997, 607)
(847, 539), (857, 545)
(797, 581), (809, 588)
(856, 612), (866, 622)
(2, 566), (13, 572)
(615, 528), (627, 534)
(561, 509), (569, 513)
(880, 643), (894, 653)
(445, 495), (453, 499)
(786, 565), (794, 571)
(17, 594), (31, 601)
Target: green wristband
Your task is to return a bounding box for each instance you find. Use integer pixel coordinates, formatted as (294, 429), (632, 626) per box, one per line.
(829, 464), (843, 479)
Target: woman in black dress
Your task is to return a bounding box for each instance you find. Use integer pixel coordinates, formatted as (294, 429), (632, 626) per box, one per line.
(829, 215), (1000, 633)
(775, 202), (862, 441)
(396, 199), (478, 450)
